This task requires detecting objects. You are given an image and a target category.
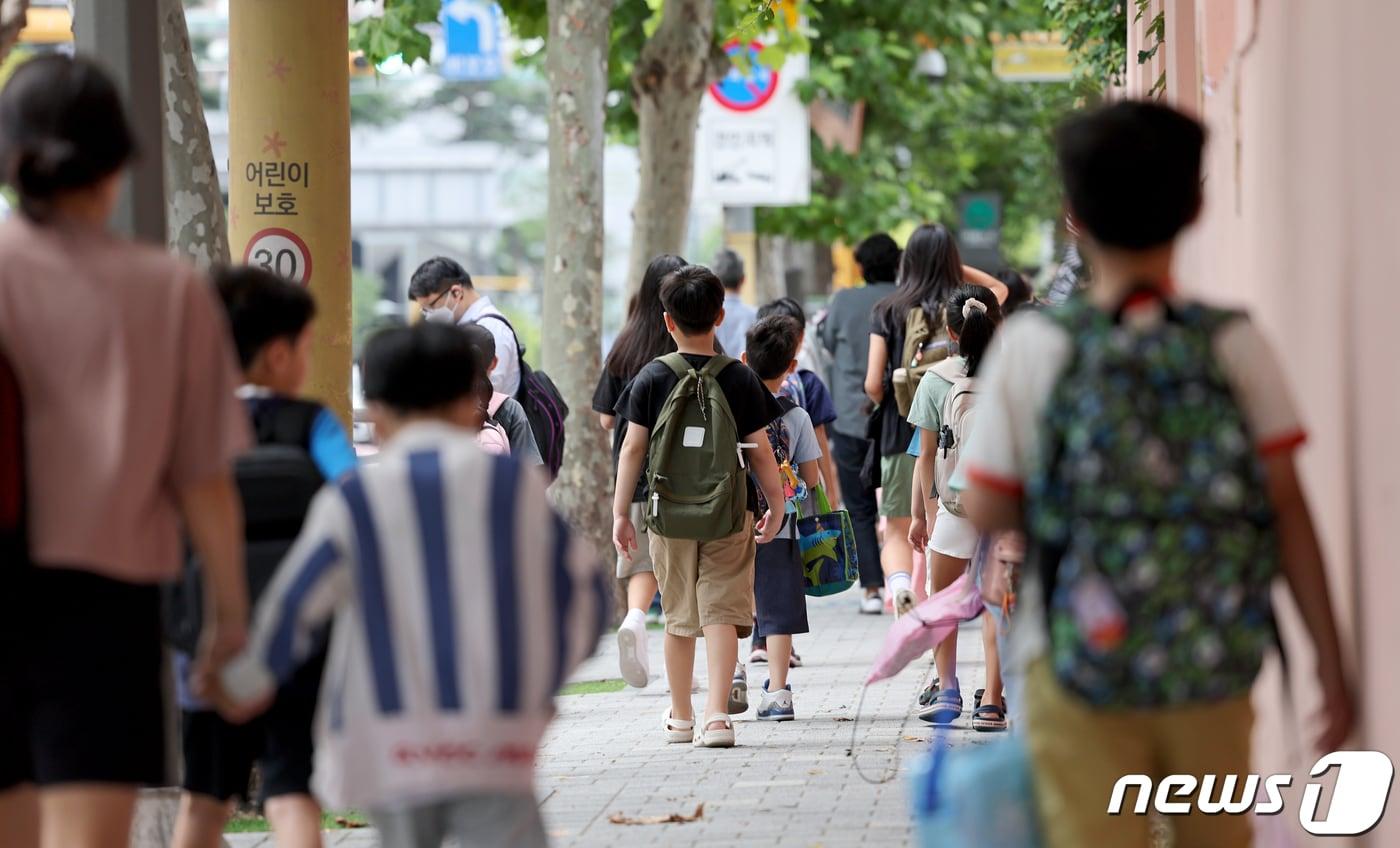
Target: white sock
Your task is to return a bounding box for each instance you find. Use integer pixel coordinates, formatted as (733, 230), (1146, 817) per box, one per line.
(887, 572), (912, 596)
(623, 608), (646, 627)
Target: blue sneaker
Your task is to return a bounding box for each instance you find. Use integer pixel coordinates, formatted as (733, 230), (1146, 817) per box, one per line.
(756, 680), (795, 721)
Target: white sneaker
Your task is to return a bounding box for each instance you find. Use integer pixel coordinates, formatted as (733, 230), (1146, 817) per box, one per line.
(860, 592), (885, 615)
(727, 662), (749, 714)
(616, 613), (649, 688)
(756, 681), (795, 721)
(893, 588), (917, 618)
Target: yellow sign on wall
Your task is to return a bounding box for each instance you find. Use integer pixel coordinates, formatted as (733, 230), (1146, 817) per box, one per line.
(992, 32), (1073, 83)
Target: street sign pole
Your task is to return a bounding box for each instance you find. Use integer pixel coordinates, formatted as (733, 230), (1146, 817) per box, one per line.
(229, 0), (352, 424)
(723, 205), (759, 306)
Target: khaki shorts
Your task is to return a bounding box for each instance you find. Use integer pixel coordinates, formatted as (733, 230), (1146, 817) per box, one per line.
(1025, 659), (1254, 848)
(616, 502), (654, 579)
(879, 453), (916, 518)
(649, 517), (756, 639)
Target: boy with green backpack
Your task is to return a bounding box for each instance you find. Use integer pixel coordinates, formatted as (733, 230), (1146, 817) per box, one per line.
(612, 265), (786, 749)
(959, 101), (1352, 847)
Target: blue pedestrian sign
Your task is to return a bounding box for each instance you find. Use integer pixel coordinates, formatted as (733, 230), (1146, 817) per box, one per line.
(442, 0), (505, 82)
(709, 40), (780, 112)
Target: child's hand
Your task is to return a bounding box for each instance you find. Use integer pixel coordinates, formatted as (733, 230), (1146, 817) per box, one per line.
(908, 516), (928, 552)
(754, 509), (782, 545)
(194, 669), (272, 726)
(1314, 664), (1355, 753)
(191, 608), (247, 690)
(613, 514), (638, 561)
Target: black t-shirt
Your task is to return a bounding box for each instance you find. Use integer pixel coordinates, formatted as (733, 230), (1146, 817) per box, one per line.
(592, 370), (645, 503)
(618, 353), (784, 438)
(618, 354), (784, 514)
(871, 305), (937, 456)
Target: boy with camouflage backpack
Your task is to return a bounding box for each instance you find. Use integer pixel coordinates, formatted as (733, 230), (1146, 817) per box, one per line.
(612, 265), (786, 749)
(959, 101), (1352, 847)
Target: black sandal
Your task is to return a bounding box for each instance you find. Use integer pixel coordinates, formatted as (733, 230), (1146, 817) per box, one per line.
(971, 702), (1008, 732)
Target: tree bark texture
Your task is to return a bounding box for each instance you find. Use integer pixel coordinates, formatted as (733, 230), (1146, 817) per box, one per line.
(624, 0), (721, 290)
(0, 0), (26, 68)
(159, 0), (229, 267)
(543, 0), (614, 566)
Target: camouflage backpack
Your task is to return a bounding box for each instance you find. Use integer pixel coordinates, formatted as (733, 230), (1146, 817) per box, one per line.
(1026, 296), (1280, 708)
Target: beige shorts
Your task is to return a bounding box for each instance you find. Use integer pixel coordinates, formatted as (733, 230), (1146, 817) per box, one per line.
(648, 517), (756, 639)
(616, 502), (654, 579)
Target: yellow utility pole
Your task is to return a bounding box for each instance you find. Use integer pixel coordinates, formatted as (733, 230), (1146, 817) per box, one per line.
(228, 0), (352, 423)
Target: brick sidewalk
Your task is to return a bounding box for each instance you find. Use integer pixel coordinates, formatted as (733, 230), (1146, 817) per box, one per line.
(227, 593), (997, 847)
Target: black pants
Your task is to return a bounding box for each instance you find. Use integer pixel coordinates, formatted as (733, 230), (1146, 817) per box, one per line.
(831, 431), (883, 589)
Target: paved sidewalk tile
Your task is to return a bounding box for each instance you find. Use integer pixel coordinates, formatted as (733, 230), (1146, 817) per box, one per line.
(227, 592), (998, 847)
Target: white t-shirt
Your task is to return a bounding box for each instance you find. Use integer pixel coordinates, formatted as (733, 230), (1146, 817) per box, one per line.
(460, 295), (522, 396)
(959, 305), (1308, 664)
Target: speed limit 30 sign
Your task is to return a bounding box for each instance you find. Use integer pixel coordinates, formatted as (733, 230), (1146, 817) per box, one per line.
(244, 227), (313, 285)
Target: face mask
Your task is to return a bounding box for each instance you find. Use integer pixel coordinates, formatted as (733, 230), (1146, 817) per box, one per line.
(423, 306), (456, 325)
(422, 289), (459, 324)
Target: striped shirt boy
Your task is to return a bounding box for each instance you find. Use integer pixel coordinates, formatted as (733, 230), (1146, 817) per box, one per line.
(222, 421), (608, 810)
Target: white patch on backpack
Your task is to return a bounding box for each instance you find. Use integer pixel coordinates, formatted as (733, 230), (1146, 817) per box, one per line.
(683, 426), (706, 448)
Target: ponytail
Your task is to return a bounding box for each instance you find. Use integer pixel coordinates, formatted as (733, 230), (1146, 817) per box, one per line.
(945, 284), (1003, 377)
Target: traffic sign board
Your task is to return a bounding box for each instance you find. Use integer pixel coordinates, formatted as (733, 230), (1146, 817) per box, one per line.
(442, 0), (505, 82)
(245, 227), (313, 285)
(709, 40), (780, 112)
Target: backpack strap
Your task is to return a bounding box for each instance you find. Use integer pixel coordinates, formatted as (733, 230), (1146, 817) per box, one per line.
(774, 395), (799, 414)
(698, 354), (736, 379)
(928, 357), (966, 383)
(474, 312), (530, 376)
(658, 352), (693, 379)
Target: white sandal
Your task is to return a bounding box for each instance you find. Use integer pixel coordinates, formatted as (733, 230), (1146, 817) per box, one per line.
(693, 713), (735, 748)
(664, 709), (694, 743)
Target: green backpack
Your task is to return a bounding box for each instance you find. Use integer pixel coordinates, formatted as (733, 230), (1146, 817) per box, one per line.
(644, 353), (749, 541)
(1027, 297), (1280, 708)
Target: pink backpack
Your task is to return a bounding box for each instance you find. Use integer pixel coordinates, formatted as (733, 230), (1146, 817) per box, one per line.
(477, 392), (512, 456)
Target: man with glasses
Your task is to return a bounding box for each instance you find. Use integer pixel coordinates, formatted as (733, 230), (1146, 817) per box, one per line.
(409, 256), (521, 395)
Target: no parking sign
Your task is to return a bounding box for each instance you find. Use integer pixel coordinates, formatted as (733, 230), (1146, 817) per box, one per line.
(695, 39), (810, 206)
(709, 41), (780, 112)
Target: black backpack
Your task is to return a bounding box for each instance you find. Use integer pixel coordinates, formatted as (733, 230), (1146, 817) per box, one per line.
(0, 346), (25, 568)
(476, 313), (569, 479)
(164, 399), (326, 654)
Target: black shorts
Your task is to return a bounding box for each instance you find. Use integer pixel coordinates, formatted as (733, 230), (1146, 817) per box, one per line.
(753, 536), (810, 638)
(181, 645), (326, 803)
(1, 565), (167, 790)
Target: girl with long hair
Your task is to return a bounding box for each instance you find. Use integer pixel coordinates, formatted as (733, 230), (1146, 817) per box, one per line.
(592, 253), (687, 688)
(863, 224), (1006, 617)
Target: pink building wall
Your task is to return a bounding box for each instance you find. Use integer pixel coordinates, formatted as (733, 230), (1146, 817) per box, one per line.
(1129, 0), (1400, 841)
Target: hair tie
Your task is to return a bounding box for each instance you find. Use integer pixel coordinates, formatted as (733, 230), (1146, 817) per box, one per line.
(961, 298), (988, 320)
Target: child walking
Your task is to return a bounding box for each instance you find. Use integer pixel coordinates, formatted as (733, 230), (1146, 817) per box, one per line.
(612, 265), (786, 748)
(749, 298), (841, 666)
(741, 316), (825, 720)
(593, 253), (687, 687)
(204, 323), (608, 848)
(906, 285), (1005, 728)
(960, 101), (1352, 847)
(174, 267), (358, 848)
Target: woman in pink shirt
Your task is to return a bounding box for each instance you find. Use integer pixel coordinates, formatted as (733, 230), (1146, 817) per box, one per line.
(0, 56), (249, 848)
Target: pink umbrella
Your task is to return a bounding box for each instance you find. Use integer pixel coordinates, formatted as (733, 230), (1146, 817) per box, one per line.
(867, 571), (985, 685)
